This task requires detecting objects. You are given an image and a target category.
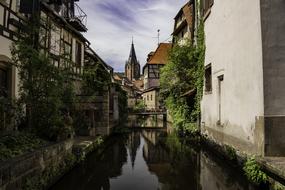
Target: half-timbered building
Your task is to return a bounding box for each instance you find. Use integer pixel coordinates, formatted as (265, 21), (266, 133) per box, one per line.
(142, 43), (171, 110)
(143, 43), (172, 90)
(0, 0), (90, 130)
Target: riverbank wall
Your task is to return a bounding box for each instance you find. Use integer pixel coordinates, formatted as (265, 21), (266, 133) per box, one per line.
(0, 137), (101, 190)
(200, 136), (285, 189)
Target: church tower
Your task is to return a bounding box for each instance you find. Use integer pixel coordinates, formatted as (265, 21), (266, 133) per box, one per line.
(125, 40), (140, 81)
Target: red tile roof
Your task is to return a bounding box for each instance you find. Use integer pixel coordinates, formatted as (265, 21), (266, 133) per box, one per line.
(148, 43), (172, 65)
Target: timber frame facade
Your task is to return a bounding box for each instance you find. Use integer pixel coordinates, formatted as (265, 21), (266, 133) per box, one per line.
(0, 0), (117, 135)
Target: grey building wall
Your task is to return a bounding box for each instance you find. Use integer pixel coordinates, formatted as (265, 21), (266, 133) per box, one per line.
(260, 0), (285, 156)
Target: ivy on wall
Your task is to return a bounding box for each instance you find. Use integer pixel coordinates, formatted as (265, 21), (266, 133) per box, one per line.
(160, 22), (205, 133)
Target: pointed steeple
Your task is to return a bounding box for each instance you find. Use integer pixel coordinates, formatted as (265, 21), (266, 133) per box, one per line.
(128, 38), (137, 64)
(125, 38), (141, 81)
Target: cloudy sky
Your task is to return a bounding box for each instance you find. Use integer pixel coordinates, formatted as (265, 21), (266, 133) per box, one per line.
(78, 0), (188, 72)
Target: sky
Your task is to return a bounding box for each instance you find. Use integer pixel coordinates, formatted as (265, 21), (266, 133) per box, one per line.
(78, 0), (188, 72)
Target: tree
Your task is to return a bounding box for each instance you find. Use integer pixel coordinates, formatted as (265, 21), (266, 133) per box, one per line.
(160, 23), (205, 133)
(11, 17), (75, 140)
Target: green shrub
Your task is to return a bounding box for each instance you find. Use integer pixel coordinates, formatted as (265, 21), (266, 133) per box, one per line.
(133, 100), (146, 112)
(224, 145), (237, 161)
(243, 156), (268, 185)
(0, 133), (46, 161)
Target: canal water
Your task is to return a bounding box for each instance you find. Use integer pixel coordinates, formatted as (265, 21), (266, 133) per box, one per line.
(50, 116), (261, 190)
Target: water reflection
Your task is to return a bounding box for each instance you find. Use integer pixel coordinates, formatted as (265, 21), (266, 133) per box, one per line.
(51, 129), (260, 190)
(128, 114), (167, 128)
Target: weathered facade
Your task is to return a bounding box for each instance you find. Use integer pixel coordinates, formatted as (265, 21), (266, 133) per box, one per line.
(0, 0), (119, 136)
(172, 0), (195, 45)
(200, 0), (285, 156)
(143, 43), (172, 90)
(142, 43), (171, 110)
(0, 0), (88, 131)
(141, 87), (160, 111)
(82, 46), (116, 136)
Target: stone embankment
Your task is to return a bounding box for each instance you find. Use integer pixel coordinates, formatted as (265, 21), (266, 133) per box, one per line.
(0, 137), (100, 190)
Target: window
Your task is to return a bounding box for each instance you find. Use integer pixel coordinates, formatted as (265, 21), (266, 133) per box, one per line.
(151, 94), (152, 101)
(63, 42), (72, 60)
(0, 68), (8, 97)
(75, 41), (82, 66)
(50, 25), (61, 55)
(205, 64), (212, 93)
(201, 0), (214, 17)
(147, 95), (149, 101)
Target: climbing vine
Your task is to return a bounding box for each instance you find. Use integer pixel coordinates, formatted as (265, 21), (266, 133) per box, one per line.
(82, 62), (111, 96)
(160, 22), (205, 133)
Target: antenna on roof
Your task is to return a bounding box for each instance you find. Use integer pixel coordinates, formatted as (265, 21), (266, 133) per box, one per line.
(157, 29), (160, 46)
(132, 36), (134, 44)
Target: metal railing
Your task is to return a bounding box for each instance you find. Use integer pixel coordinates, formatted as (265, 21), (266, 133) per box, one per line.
(69, 3), (87, 27)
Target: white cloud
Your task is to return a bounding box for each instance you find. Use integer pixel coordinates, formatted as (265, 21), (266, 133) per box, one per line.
(78, 0), (188, 72)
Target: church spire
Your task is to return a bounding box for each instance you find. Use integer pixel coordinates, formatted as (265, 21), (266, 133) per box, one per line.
(125, 37), (140, 81)
(129, 38), (137, 63)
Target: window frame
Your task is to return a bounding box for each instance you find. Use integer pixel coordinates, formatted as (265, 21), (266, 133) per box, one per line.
(204, 63), (212, 94)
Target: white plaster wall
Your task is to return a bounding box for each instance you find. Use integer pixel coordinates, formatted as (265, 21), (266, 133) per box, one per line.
(201, 0), (264, 144)
(0, 35), (20, 98)
(143, 90), (158, 110)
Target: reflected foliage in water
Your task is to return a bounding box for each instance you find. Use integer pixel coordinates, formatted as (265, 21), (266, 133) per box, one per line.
(51, 128), (260, 190)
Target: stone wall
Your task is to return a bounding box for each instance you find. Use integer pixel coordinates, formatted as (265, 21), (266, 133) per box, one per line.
(0, 139), (74, 190)
(94, 91), (110, 136)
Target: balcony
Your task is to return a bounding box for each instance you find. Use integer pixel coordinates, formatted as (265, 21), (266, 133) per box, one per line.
(65, 3), (87, 32)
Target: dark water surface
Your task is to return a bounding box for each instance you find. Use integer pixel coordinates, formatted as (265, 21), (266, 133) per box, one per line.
(50, 117), (260, 190)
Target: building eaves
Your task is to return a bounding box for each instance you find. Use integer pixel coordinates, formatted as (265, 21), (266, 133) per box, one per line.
(142, 86), (160, 94)
(41, 2), (90, 45)
(85, 46), (113, 72)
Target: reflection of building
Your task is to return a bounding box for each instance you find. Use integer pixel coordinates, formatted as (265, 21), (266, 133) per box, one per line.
(142, 43), (171, 110)
(142, 131), (200, 189)
(200, 0), (285, 156)
(172, 0), (195, 45)
(200, 153), (253, 190)
(127, 132), (141, 167)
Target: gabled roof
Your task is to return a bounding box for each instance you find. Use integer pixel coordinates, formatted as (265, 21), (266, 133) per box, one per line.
(148, 43), (172, 65)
